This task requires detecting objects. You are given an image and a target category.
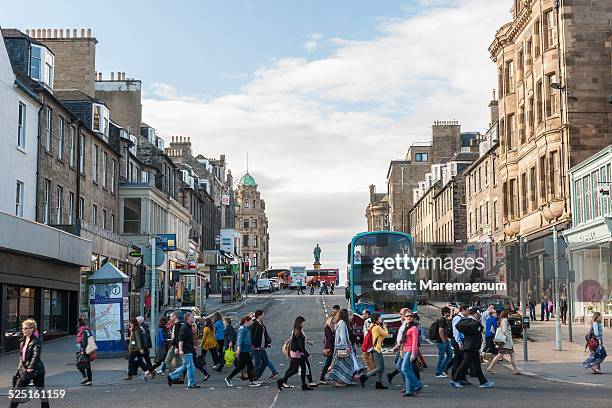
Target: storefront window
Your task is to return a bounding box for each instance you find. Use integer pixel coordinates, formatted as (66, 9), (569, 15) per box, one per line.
(43, 289), (65, 332)
(5, 286), (36, 352)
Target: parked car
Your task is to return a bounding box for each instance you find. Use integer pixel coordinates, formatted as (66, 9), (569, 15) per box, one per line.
(269, 277), (280, 291)
(163, 306), (203, 321)
(447, 291), (473, 309)
(469, 294), (523, 337)
(256, 278), (274, 293)
(417, 294), (429, 305)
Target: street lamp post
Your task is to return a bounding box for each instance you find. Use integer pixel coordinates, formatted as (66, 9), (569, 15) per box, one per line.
(552, 226), (562, 351)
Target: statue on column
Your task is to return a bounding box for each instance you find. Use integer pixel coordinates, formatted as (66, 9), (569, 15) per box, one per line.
(313, 244), (321, 264)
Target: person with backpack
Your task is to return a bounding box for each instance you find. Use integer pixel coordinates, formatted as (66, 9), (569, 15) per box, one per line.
(359, 313), (389, 389)
(486, 310), (520, 374)
(76, 317), (94, 385)
(360, 309), (375, 372)
(433, 306), (453, 378)
(451, 308), (494, 388)
(582, 312), (606, 374)
(277, 316), (314, 391)
(224, 315), (261, 387)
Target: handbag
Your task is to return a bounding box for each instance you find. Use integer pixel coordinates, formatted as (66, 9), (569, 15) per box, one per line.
(154, 342), (168, 364)
(493, 327), (506, 345)
(594, 346), (607, 360)
(85, 334), (98, 354)
(336, 349), (349, 358)
(76, 352), (90, 370)
(224, 349), (236, 367)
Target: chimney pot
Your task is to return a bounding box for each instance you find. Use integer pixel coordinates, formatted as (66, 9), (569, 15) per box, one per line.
(59, 29), (64, 38)
(25, 29), (30, 36)
(73, 29), (77, 38)
(87, 28), (91, 37)
(81, 28), (85, 37)
(111, 72), (115, 80)
(53, 29), (58, 38)
(66, 28), (70, 38)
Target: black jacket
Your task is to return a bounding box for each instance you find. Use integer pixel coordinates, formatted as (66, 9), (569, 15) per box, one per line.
(250, 320), (271, 349)
(290, 332), (309, 358)
(170, 321), (183, 348)
(17, 335), (45, 376)
(224, 324), (237, 348)
(457, 318), (483, 352)
(324, 324), (335, 351)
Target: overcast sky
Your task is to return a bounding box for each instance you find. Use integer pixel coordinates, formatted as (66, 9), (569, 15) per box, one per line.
(3, 0), (511, 281)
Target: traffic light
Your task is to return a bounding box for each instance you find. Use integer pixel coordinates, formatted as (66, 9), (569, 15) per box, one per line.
(172, 270), (180, 283)
(137, 264), (146, 289)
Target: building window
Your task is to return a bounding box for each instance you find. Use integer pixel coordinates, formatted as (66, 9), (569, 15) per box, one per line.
(499, 118), (505, 151)
(493, 200), (498, 230)
(111, 214), (115, 232)
(68, 192), (74, 224)
(57, 116), (64, 160)
(244, 201), (249, 208)
(43, 179), (50, 224)
(528, 97), (535, 139)
(244, 219), (249, 229)
(575, 179), (583, 224)
(141, 171), (149, 183)
(534, 19), (541, 58)
(507, 114), (515, 150)
(544, 9), (556, 49)
(243, 234), (249, 246)
(549, 151), (560, 198)
(102, 209), (107, 229)
(15, 181), (24, 217)
(521, 173), (527, 215)
(478, 167), (482, 191)
(45, 107), (52, 152)
(55, 186), (63, 224)
(600, 165), (610, 216)
(529, 166), (536, 210)
(17, 102), (26, 149)
(252, 219), (257, 228)
(92, 204), (97, 226)
(415, 153), (428, 162)
(519, 107), (525, 145)
(69, 126), (76, 167)
(592, 170), (600, 218)
(79, 134), (85, 174)
(252, 200), (256, 209)
(79, 197), (84, 220)
(536, 80), (543, 124)
(253, 236), (258, 247)
(92, 144), (98, 183)
(509, 179), (518, 219)
(102, 151), (108, 188)
(484, 163), (488, 186)
(505, 60), (514, 94)
(492, 157), (497, 186)
(525, 38), (533, 70)
(539, 156), (547, 202)
(546, 73), (558, 116)
(485, 201), (490, 226)
(30, 45), (54, 88)
(584, 175), (592, 221)
(123, 198), (141, 233)
(517, 49), (524, 80)
(111, 159), (116, 192)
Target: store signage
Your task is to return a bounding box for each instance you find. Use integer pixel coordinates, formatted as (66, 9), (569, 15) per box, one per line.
(156, 234), (177, 251)
(222, 195), (230, 205)
(129, 251), (142, 257)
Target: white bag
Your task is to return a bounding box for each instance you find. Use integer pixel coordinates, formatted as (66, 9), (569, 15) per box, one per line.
(85, 332), (98, 354)
(493, 327), (506, 345)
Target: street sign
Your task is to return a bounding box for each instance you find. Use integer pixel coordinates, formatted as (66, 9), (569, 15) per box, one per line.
(129, 251), (142, 257)
(143, 246), (165, 267)
(222, 194), (230, 205)
(156, 234), (177, 251)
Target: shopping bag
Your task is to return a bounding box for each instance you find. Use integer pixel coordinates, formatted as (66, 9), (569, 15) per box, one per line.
(224, 349), (236, 367)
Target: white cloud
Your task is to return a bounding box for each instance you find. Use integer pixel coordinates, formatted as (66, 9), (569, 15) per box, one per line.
(142, 0), (510, 274)
(304, 32), (323, 52)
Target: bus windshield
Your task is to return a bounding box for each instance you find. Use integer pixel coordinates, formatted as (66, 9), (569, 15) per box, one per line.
(351, 233), (415, 314)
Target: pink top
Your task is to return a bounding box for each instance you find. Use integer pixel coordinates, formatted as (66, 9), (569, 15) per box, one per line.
(402, 326), (419, 354)
(21, 341), (28, 361)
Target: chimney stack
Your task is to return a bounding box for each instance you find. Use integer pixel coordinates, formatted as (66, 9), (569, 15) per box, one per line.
(369, 184), (376, 203)
(489, 89), (499, 126)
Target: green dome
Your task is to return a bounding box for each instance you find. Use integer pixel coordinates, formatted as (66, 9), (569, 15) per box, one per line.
(239, 173), (257, 187)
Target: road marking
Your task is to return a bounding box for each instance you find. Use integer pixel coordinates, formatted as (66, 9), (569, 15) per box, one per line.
(268, 390), (281, 408)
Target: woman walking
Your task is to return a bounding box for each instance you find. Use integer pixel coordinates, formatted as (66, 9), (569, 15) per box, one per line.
(487, 310), (520, 374)
(401, 312), (423, 397)
(152, 317), (170, 372)
(583, 312), (606, 374)
(76, 318), (93, 385)
(224, 315), (261, 387)
(277, 316), (314, 391)
(124, 318), (150, 381)
(319, 314), (335, 384)
(200, 318), (220, 368)
(359, 313), (389, 389)
(10, 319), (49, 408)
(327, 309), (356, 387)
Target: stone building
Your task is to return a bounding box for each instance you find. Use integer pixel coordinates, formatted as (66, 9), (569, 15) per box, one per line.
(489, 0), (612, 299)
(365, 185), (389, 231)
(235, 173), (270, 275)
(2, 29), (134, 318)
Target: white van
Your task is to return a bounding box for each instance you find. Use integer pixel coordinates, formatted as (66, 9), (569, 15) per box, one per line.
(256, 278), (273, 293)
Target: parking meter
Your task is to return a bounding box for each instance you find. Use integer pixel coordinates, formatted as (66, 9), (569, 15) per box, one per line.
(522, 316), (530, 330)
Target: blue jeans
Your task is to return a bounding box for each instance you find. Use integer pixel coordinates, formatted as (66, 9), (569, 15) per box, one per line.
(401, 352), (423, 394)
(435, 340), (453, 375)
(253, 349), (278, 379)
(169, 352), (196, 387)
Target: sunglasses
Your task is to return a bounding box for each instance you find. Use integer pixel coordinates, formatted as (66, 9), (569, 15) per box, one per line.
(405, 315), (414, 318)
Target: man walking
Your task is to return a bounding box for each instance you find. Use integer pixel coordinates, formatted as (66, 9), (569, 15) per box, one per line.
(450, 305), (468, 383)
(167, 312), (199, 388)
(310, 281), (315, 295)
(297, 280), (305, 295)
(251, 310), (279, 380)
(435, 306), (453, 378)
(541, 296), (549, 321)
(450, 308), (494, 388)
(161, 312), (182, 374)
(330, 282), (335, 295)
(529, 296), (537, 321)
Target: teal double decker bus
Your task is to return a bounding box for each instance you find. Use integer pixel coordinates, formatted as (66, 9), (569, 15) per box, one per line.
(346, 231), (417, 342)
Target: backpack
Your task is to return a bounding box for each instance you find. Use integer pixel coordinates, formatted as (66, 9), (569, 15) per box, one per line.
(456, 317), (480, 336)
(585, 328), (599, 352)
(361, 328), (373, 352)
(282, 336), (292, 359)
(429, 320), (439, 341)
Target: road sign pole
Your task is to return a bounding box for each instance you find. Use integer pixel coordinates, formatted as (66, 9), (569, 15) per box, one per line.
(150, 236), (157, 356)
(519, 236), (528, 362)
(552, 226), (562, 351)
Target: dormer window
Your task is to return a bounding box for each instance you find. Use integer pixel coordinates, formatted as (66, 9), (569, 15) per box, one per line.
(92, 103), (110, 138)
(30, 45), (54, 89)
